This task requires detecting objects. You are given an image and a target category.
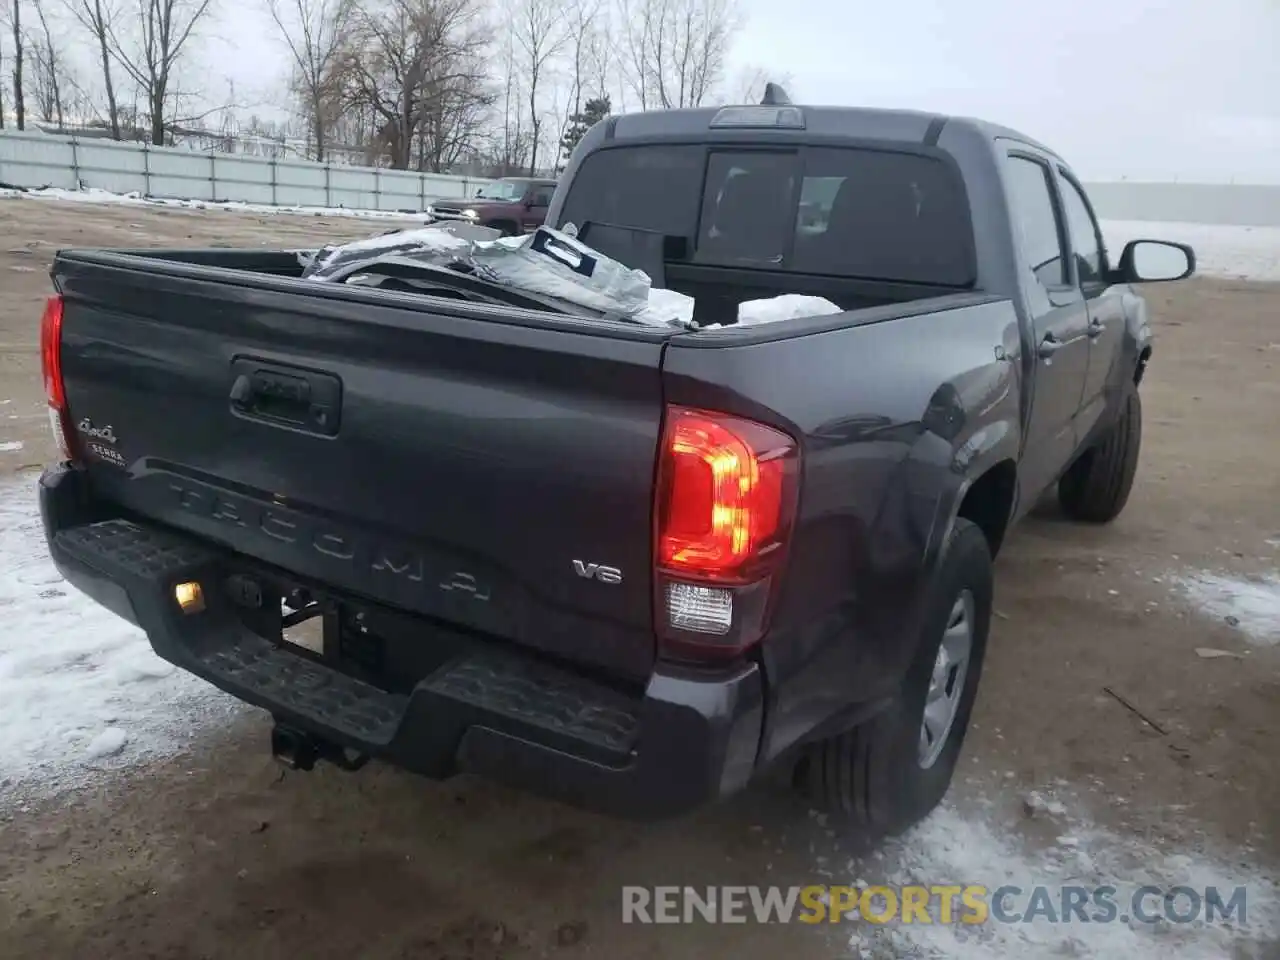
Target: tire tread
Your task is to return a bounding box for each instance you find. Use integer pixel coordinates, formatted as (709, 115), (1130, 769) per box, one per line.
(798, 518), (992, 836)
(1060, 387), (1142, 523)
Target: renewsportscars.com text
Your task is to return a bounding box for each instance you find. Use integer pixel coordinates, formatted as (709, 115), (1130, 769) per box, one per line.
(621, 884), (1249, 926)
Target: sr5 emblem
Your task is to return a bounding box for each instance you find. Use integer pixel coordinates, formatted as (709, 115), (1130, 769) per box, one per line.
(572, 560), (623, 585)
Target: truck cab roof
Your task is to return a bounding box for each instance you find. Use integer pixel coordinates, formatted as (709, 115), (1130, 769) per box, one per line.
(595, 101), (1059, 159)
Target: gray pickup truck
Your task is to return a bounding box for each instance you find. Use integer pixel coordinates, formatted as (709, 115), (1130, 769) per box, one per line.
(37, 90), (1193, 835)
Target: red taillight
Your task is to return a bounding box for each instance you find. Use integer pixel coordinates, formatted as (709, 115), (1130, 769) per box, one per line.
(40, 294), (77, 462)
(40, 295), (66, 408)
(655, 406), (799, 659)
(658, 409), (791, 578)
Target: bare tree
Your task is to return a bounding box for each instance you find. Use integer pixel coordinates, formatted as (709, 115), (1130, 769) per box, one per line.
(28, 0), (65, 126)
(65, 0), (122, 137)
(108, 0), (215, 144)
(265, 0), (350, 160)
(567, 0), (600, 121)
(583, 3), (613, 102)
(553, 0), (601, 160)
(616, 0), (650, 109)
(489, 22), (530, 176)
(617, 0), (739, 111)
(508, 0), (570, 175)
(415, 66), (492, 171)
(328, 0), (491, 170)
(10, 0), (26, 128)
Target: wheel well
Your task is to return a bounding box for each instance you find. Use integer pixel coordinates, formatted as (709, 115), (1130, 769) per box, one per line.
(957, 461), (1017, 558)
(1135, 346), (1152, 385)
(486, 219), (518, 234)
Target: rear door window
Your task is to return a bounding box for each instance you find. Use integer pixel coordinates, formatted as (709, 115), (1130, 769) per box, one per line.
(558, 144), (704, 240)
(1004, 155), (1068, 290)
(696, 151), (799, 266)
(788, 148), (974, 285)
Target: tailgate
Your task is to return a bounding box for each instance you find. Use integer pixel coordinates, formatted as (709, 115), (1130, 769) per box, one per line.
(54, 257), (669, 680)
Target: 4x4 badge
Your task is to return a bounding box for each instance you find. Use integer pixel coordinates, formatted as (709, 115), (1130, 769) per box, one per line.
(78, 418), (117, 445)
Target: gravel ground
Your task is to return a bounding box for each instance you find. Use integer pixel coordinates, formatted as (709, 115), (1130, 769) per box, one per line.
(0, 194), (1276, 960)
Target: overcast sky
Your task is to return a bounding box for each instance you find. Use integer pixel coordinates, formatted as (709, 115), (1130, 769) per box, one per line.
(203, 0), (1280, 183)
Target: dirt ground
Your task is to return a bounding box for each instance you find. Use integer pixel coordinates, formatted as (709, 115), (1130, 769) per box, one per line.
(0, 196), (1276, 960)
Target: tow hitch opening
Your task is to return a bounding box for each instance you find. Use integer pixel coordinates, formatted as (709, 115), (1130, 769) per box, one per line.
(271, 722), (370, 773)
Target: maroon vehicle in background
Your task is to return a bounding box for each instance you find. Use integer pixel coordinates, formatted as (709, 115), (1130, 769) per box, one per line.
(427, 177), (558, 236)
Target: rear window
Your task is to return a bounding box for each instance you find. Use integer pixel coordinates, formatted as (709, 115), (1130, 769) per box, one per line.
(558, 143), (974, 286)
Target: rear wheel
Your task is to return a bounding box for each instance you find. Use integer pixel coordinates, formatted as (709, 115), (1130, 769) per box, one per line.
(1058, 384), (1143, 523)
(797, 518), (992, 836)
(487, 220), (518, 237)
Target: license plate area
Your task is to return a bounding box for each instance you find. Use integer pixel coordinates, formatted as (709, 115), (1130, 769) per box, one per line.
(222, 568), (472, 695)
(225, 572), (386, 684)
(281, 594), (326, 656)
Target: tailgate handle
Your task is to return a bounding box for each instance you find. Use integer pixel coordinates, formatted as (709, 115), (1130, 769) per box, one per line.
(229, 359), (342, 436)
(232, 371), (310, 408)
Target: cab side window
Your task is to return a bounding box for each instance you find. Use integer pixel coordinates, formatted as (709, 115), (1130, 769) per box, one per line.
(1004, 155), (1068, 293)
(529, 185), (555, 207)
(1057, 172), (1105, 285)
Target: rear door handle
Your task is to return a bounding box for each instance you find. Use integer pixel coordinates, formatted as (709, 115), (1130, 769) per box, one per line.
(1038, 333), (1063, 360)
(1087, 317), (1105, 339)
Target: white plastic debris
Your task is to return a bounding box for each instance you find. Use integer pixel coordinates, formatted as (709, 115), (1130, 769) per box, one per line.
(634, 287), (698, 327)
(738, 294), (843, 325)
(303, 223), (845, 331)
(469, 226), (653, 319)
(635, 289), (843, 329)
(300, 224), (479, 278)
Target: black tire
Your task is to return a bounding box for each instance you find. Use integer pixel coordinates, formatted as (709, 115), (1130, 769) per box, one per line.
(797, 518), (993, 836)
(1058, 384), (1143, 523)
(487, 220), (518, 237)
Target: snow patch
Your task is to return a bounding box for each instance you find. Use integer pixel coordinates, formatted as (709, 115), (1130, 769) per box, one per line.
(0, 185), (428, 222)
(85, 727), (128, 759)
(1174, 571), (1280, 644)
(0, 441), (22, 452)
(0, 479), (240, 802)
(857, 803), (1279, 960)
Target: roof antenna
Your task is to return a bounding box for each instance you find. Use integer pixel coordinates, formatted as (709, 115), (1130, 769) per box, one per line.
(760, 82), (792, 106)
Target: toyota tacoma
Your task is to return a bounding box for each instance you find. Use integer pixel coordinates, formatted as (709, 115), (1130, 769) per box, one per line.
(35, 93), (1194, 834)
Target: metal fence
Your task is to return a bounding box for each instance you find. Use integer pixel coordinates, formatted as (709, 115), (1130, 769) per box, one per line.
(0, 130), (496, 211)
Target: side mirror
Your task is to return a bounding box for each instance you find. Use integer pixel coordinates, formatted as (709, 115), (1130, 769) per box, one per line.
(523, 196), (535, 209)
(1117, 239), (1195, 284)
